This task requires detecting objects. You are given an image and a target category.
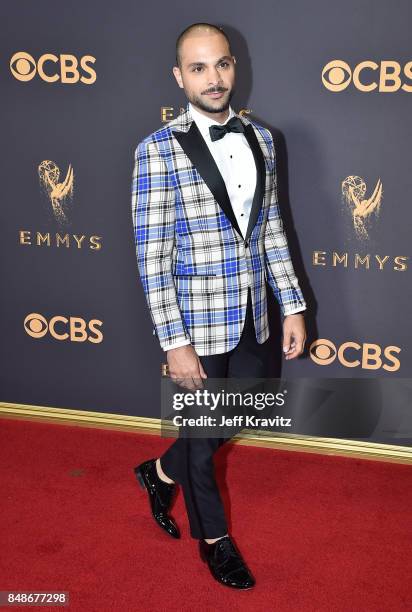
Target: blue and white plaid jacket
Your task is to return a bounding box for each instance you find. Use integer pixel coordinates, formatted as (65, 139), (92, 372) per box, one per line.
(131, 102), (306, 355)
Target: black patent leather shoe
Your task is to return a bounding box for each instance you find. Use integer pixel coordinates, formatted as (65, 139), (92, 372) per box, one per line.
(134, 458), (180, 539)
(199, 535), (255, 589)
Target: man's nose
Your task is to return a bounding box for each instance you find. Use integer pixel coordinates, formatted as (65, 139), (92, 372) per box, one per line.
(207, 67), (223, 85)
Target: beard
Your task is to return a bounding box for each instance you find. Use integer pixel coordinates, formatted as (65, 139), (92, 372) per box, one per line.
(187, 85), (235, 114)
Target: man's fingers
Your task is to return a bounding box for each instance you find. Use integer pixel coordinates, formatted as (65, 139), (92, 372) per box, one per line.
(285, 336), (306, 359)
(283, 330), (292, 353)
(283, 315), (307, 359)
(174, 378), (198, 390)
(198, 359), (208, 379)
(171, 362), (206, 389)
(167, 345), (207, 389)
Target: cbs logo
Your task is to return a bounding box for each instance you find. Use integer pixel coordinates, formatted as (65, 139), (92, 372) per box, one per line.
(24, 313), (103, 343)
(310, 338), (400, 371)
(10, 52), (96, 84)
(322, 60), (412, 92)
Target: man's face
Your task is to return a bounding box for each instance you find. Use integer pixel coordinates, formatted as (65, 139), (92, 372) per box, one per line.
(173, 31), (236, 114)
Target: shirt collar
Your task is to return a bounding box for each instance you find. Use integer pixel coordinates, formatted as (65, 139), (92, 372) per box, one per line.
(188, 101), (236, 138)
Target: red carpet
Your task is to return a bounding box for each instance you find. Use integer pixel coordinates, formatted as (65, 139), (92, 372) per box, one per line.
(0, 417), (411, 611)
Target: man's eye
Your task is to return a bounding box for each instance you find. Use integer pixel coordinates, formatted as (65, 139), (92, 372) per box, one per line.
(192, 62), (229, 72)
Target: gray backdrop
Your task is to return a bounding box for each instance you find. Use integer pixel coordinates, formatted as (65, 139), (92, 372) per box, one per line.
(1, 1), (411, 446)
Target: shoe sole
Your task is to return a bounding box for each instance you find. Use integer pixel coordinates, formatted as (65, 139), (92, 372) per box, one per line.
(203, 565), (255, 590)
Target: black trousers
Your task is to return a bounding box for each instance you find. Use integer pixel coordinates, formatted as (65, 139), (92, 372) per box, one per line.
(160, 288), (275, 539)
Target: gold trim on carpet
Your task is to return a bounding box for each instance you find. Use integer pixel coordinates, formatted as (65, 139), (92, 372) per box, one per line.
(0, 402), (411, 465)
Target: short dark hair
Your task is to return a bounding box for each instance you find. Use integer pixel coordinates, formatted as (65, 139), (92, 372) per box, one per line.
(175, 22), (232, 69)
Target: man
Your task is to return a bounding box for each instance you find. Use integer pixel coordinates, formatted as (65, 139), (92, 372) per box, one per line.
(130, 22), (307, 590)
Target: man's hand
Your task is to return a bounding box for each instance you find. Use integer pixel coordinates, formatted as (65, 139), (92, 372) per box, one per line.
(282, 313), (306, 360)
(167, 344), (207, 389)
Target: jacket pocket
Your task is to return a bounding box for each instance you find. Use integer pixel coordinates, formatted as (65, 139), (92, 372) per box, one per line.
(174, 273), (216, 277)
(175, 275), (218, 294)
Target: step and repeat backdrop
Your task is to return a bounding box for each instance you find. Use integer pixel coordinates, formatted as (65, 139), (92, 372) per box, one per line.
(1, 1), (411, 446)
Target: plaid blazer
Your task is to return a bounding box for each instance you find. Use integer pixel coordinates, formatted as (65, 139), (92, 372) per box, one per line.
(131, 102), (306, 355)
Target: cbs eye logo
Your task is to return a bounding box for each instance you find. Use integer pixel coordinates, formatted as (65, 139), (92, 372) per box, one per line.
(322, 59), (412, 92)
(310, 338), (400, 371)
(24, 313), (103, 343)
(10, 51), (96, 84)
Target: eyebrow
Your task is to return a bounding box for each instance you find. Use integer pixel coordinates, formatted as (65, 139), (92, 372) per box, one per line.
(186, 56), (233, 69)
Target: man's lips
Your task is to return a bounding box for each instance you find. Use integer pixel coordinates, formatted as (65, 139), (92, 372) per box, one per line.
(204, 91), (225, 99)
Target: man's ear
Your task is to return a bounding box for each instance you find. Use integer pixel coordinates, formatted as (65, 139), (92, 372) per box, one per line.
(172, 66), (184, 89)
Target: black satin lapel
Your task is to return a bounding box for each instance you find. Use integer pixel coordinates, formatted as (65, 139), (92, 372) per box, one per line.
(243, 123), (266, 243)
(172, 121), (242, 237)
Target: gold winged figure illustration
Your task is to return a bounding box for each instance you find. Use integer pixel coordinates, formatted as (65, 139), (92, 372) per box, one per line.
(38, 160), (74, 225)
(342, 175), (383, 239)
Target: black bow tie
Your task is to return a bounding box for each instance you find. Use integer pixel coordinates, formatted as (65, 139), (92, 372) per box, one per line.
(209, 116), (245, 142)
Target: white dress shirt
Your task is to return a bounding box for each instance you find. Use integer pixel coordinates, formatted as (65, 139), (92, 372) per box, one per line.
(165, 102), (303, 352)
(188, 101), (257, 240)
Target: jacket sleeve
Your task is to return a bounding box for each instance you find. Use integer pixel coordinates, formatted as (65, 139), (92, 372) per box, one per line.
(131, 138), (192, 350)
(263, 129), (307, 317)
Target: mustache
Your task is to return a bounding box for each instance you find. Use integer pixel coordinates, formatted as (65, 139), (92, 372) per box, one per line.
(203, 87), (228, 94)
